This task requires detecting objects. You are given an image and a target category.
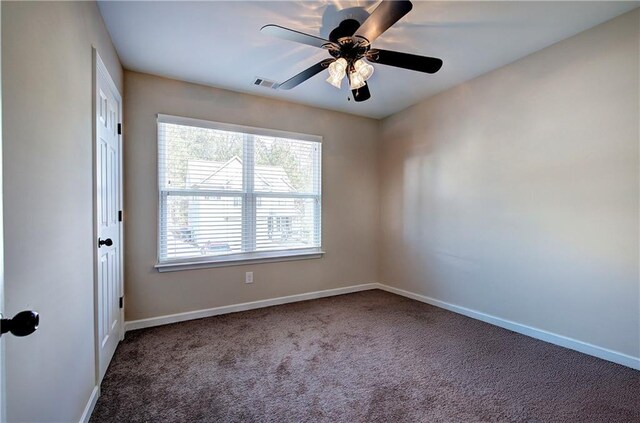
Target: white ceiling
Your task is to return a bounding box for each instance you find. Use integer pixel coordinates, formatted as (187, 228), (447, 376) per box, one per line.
(98, 1), (638, 119)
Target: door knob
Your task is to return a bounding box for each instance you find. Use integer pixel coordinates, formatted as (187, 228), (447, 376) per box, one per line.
(1, 310), (39, 337)
(98, 238), (113, 247)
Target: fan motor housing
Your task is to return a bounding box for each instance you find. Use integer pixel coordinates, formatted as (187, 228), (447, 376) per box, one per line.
(328, 19), (360, 42)
(327, 19), (370, 63)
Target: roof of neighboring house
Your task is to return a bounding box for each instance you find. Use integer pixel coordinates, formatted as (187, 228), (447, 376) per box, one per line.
(186, 156), (296, 192)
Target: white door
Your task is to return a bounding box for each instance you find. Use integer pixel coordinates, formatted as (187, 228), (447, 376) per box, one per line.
(95, 52), (123, 382)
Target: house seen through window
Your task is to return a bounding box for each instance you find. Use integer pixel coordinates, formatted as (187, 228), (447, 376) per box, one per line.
(157, 115), (322, 266)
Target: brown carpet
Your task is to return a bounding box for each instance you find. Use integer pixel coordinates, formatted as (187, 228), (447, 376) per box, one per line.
(90, 290), (639, 422)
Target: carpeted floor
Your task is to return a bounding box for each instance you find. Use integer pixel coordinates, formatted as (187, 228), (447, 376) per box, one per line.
(90, 290), (639, 422)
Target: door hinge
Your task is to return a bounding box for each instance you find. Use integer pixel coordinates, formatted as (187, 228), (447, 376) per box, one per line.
(117, 123), (122, 135)
(119, 297), (123, 309)
(118, 210), (123, 222)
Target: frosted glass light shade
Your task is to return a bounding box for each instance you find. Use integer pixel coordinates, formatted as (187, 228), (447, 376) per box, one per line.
(328, 58), (348, 78)
(354, 59), (374, 81)
(326, 58), (347, 89)
(349, 71), (366, 90)
(326, 73), (343, 89)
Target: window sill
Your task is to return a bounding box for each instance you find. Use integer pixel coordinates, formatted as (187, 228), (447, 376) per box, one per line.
(155, 249), (325, 272)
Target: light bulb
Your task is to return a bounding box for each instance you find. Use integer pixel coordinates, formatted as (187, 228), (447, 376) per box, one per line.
(326, 73), (343, 89)
(354, 59), (374, 81)
(349, 70), (366, 90)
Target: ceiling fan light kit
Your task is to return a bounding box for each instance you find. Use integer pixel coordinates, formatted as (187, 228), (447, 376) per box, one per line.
(261, 0), (443, 103)
(328, 57), (374, 91)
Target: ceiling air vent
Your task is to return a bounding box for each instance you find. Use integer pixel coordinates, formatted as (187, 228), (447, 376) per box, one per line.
(253, 77), (278, 89)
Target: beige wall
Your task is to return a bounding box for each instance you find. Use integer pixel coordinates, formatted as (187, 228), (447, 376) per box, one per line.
(2, 5), (637, 421)
(0, 2), (636, 422)
(379, 10), (639, 358)
(123, 71), (379, 321)
(2, 1), (122, 421)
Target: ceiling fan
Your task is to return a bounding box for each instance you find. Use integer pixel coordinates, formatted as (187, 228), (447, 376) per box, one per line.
(261, 0), (443, 103)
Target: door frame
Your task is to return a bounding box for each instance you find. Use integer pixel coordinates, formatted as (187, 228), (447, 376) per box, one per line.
(92, 48), (124, 387)
(0, 2), (5, 420)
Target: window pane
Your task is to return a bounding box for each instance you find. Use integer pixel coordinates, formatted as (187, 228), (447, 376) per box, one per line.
(254, 136), (319, 194)
(256, 197), (319, 252)
(161, 194), (242, 260)
(159, 122), (244, 190)
(158, 116), (322, 264)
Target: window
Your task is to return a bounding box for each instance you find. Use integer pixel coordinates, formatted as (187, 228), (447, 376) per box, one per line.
(156, 114), (322, 270)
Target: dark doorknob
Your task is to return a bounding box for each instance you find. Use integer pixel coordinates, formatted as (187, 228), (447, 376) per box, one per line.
(1, 310), (39, 337)
(98, 238), (113, 247)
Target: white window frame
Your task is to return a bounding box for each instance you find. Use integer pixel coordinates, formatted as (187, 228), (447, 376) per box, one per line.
(155, 114), (323, 272)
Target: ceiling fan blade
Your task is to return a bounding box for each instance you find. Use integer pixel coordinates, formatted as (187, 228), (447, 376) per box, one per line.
(352, 82), (371, 102)
(354, 0), (413, 44)
(261, 24), (335, 49)
(368, 49), (443, 74)
(278, 59), (333, 90)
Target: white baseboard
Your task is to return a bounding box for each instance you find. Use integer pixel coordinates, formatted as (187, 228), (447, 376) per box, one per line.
(79, 385), (99, 423)
(377, 283), (640, 370)
(125, 283), (379, 332)
(123, 281), (639, 370)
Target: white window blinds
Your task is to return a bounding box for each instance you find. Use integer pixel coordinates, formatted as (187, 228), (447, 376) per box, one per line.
(157, 115), (322, 266)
